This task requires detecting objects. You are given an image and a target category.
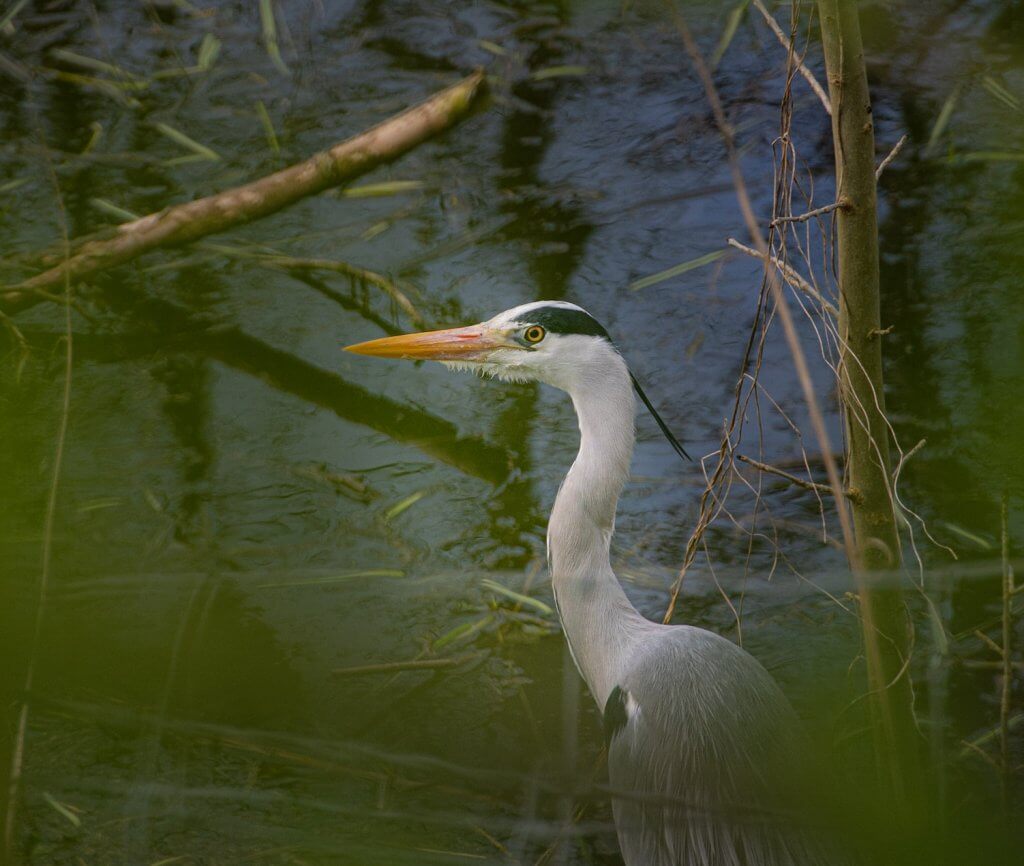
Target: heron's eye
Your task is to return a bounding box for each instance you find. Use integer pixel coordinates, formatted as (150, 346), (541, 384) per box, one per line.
(524, 325), (546, 344)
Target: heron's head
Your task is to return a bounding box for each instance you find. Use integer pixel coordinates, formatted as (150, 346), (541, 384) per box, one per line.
(344, 301), (622, 389)
(344, 300), (690, 460)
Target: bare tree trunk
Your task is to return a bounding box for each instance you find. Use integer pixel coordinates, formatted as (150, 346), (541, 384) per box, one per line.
(816, 0), (920, 798)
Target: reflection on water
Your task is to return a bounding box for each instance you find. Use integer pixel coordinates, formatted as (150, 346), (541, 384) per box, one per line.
(1, 1), (1022, 863)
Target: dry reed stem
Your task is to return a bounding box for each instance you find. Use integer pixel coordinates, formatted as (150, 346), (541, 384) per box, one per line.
(0, 70), (487, 316)
(751, 0), (832, 115)
(660, 2), (859, 627)
(657, 17), (794, 618)
(892, 437), (926, 476)
(4, 134), (74, 861)
(726, 237), (839, 316)
(1000, 495), (1014, 808)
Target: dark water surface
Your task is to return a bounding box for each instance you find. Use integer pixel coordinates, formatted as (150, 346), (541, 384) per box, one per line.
(1, 1), (1022, 863)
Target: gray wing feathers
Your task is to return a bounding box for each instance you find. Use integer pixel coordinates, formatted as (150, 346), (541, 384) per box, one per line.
(606, 627), (834, 866)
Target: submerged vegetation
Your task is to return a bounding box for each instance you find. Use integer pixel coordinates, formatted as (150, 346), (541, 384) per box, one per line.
(1, 1), (1022, 863)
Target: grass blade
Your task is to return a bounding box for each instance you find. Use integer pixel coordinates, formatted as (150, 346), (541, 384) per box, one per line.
(90, 198), (141, 222)
(0, 177), (29, 194)
(259, 0), (291, 78)
(940, 521), (991, 550)
(629, 249), (727, 292)
(154, 122), (221, 161)
(50, 71), (143, 107)
(480, 578), (553, 615)
(0, 0), (29, 32)
(341, 180), (424, 198)
(531, 65), (588, 81)
(478, 40), (508, 57)
(954, 151), (1024, 163)
(81, 121), (103, 155)
(50, 47), (143, 82)
(981, 76), (1021, 113)
(924, 83), (962, 158)
(255, 101), (280, 155)
(197, 33), (221, 71)
(432, 615), (493, 651)
(383, 489), (428, 522)
(711, 0), (750, 70)
(42, 792), (80, 828)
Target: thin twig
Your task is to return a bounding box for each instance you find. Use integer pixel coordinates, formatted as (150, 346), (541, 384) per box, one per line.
(261, 256), (424, 327)
(661, 3), (858, 626)
(727, 237), (838, 317)
(959, 738), (1001, 770)
(974, 629), (1005, 658)
(751, 0), (832, 115)
(737, 453), (859, 502)
(959, 711), (1024, 760)
(209, 246), (426, 327)
(876, 133), (909, 180)
(891, 437), (926, 480)
(770, 199), (845, 226)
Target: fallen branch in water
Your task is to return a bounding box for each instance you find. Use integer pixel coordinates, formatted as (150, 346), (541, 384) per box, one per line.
(1, 69), (486, 316)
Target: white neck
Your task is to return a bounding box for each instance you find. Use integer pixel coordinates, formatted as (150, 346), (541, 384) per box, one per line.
(546, 345), (647, 706)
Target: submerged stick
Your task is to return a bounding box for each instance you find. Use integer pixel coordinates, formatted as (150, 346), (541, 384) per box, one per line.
(245, 254), (425, 327)
(1, 70), (487, 315)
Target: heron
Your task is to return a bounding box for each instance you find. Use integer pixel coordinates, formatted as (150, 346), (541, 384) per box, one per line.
(346, 301), (830, 866)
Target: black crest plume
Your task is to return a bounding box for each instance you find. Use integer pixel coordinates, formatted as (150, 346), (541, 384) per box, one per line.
(629, 372), (692, 462)
(523, 303), (691, 463)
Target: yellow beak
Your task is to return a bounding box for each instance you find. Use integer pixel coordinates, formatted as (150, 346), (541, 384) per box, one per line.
(344, 324), (508, 361)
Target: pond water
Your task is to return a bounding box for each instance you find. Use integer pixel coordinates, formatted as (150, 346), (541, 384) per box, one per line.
(1, 1), (1022, 863)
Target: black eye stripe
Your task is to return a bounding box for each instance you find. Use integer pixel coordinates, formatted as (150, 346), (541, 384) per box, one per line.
(523, 306), (611, 340)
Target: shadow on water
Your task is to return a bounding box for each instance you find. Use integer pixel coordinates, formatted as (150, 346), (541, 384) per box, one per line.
(20, 283), (516, 486)
(1, 0), (1023, 863)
